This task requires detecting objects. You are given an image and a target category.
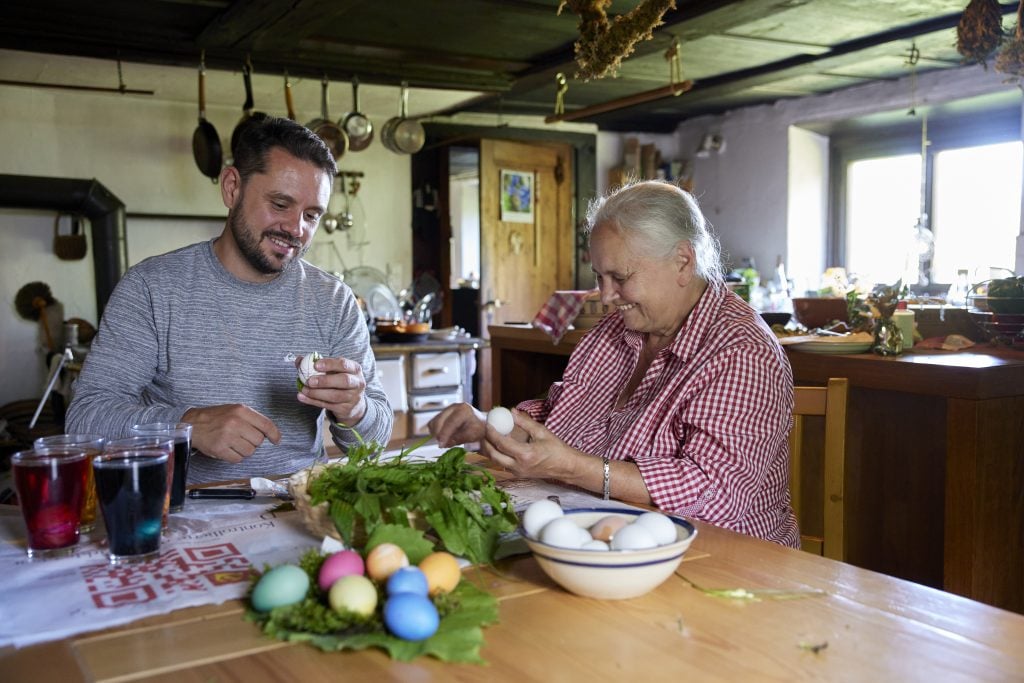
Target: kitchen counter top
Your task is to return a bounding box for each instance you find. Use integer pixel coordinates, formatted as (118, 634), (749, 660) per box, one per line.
(370, 336), (485, 353)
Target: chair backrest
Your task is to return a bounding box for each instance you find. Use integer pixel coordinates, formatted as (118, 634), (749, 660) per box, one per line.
(790, 378), (849, 561)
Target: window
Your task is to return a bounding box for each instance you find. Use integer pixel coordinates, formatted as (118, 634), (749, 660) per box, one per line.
(835, 105), (1021, 290)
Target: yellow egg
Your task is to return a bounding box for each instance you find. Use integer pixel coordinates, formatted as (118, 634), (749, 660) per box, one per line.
(589, 514), (629, 542)
(418, 551), (461, 595)
(366, 543), (409, 582)
(328, 575), (377, 616)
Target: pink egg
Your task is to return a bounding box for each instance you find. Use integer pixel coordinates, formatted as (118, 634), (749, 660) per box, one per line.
(589, 515), (629, 542)
(318, 550), (365, 591)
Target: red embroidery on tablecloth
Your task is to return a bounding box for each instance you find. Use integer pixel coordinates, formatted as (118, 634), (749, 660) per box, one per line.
(80, 543), (252, 608)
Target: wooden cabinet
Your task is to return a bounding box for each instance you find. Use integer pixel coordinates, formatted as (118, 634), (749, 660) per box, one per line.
(372, 339), (483, 443)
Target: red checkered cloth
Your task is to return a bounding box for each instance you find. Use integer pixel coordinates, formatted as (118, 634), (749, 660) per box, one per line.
(532, 290), (599, 344)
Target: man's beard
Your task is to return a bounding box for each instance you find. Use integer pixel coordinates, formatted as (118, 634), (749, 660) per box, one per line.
(228, 207), (308, 275)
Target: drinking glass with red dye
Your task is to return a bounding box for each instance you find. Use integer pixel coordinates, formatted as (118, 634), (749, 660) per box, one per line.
(11, 448), (90, 559)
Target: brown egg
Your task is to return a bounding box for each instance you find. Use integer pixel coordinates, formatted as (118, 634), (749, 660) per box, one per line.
(365, 543), (409, 582)
(589, 515), (629, 542)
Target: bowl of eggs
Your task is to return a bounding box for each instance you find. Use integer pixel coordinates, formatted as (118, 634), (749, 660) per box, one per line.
(520, 501), (697, 600)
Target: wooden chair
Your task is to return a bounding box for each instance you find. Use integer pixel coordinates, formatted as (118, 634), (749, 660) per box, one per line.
(790, 378), (849, 561)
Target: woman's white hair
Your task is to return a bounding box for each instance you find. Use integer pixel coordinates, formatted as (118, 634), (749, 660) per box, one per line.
(585, 180), (724, 283)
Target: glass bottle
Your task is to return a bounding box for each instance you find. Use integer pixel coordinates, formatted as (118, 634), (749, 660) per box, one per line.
(946, 269), (970, 307)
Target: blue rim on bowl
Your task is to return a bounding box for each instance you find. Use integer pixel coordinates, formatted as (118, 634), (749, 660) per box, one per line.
(521, 507), (697, 599)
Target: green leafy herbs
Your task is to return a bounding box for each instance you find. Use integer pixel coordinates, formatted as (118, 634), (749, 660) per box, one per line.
(247, 549), (499, 664)
(306, 440), (518, 566)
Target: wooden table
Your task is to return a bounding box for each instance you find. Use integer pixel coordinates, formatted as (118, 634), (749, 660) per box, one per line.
(4, 516), (1024, 682)
(489, 324), (1024, 614)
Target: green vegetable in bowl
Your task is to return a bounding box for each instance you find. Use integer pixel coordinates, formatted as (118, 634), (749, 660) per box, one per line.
(987, 275), (1024, 313)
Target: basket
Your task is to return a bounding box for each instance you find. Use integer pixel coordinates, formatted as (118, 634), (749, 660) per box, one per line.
(288, 466), (427, 545)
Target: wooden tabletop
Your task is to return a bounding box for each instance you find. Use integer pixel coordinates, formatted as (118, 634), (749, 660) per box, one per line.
(4, 517), (1024, 682)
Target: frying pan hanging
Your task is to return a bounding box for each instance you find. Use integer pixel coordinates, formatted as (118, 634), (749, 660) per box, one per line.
(230, 58), (268, 157)
(341, 76), (373, 152)
(191, 57), (222, 182)
(284, 71), (297, 121)
(306, 76), (348, 162)
(382, 82), (425, 155)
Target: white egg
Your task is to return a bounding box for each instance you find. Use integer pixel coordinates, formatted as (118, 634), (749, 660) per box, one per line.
(540, 516), (590, 549)
(487, 406), (515, 436)
(522, 499), (564, 539)
(610, 522), (658, 550)
(581, 539), (610, 551)
(297, 351), (324, 387)
(634, 512), (678, 546)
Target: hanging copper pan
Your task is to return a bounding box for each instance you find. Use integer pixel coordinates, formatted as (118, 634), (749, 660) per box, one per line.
(306, 76), (348, 162)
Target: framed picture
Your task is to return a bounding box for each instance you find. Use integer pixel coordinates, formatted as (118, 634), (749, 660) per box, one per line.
(500, 169), (534, 223)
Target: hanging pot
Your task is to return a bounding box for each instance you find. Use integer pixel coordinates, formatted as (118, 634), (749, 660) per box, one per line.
(340, 76), (373, 152)
(230, 58), (268, 158)
(306, 76), (348, 162)
(382, 82), (424, 155)
(191, 59), (222, 182)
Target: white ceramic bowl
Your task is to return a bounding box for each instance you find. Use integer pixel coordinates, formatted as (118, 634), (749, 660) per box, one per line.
(522, 508), (697, 600)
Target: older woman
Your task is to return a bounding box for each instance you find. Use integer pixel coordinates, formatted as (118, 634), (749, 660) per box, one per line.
(429, 180), (797, 547)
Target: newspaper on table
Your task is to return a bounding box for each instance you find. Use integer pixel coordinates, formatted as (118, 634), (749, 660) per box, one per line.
(0, 493), (318, 649)
(0, 444), (651, 649)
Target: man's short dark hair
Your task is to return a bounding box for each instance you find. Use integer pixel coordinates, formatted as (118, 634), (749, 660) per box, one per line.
(231, 115), (338, 181)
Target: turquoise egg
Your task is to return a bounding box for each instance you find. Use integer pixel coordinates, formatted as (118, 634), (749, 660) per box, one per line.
(251, 564), (309, 612)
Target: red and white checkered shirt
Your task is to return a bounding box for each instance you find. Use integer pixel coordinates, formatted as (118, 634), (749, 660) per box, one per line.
(518, 282), (799, 547)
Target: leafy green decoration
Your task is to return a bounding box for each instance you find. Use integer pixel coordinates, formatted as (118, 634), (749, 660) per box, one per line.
(246, 551), (499, 664)
(306, 439), (516, 565)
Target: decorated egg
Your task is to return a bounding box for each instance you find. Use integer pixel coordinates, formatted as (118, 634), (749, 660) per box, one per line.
(486, 406), (515, 436)
(251, 564), (309, 612)
(366, 542), (409, 582)
(418, 551), (461, 595)
(522, 499), (563, 539)
(384, 593), (440, 641)
(297, 351), (324, 390)
(328, 574), (378, 616)
(386, 566), (430, 597)
(589, 514), (629, 542)
(317, 549), (365, 591)
(634, 511), (678, 546)
(610, 522), (658, 550)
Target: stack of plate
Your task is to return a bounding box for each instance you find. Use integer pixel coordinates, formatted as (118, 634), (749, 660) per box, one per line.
(780, 332), (873, 355)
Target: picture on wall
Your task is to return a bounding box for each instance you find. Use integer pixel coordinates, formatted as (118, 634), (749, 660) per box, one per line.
(500, 169), (535, 223)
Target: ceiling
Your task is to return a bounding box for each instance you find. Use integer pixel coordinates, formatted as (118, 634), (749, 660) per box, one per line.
(0, 0), (1017, 132)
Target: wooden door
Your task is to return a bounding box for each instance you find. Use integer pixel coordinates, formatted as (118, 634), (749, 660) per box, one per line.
(479, 139), (574, 329)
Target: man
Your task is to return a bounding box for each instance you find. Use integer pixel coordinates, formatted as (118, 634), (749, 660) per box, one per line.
(67, 116), (392, 482)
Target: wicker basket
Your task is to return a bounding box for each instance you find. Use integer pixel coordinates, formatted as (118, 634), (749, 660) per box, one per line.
(288, 466), (427, 546)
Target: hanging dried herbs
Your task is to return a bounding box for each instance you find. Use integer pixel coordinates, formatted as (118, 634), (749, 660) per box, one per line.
(558, 0), (676, 80)
(956, 0), (1005, 65)
(996, 0), (1024, 77)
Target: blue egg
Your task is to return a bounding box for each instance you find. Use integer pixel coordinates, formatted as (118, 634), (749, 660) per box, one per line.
(383, 593), (440, 641)
(251, 564), (309, 612)
(386, 566), (429, 597)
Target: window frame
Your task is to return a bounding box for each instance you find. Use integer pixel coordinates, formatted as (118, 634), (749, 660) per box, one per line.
(829, 106), (1020, 291)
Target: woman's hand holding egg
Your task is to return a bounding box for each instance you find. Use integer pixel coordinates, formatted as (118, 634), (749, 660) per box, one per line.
(295, 353), (368, 426)
(427, 403), (487, 448)
(481, 411), (579, 481)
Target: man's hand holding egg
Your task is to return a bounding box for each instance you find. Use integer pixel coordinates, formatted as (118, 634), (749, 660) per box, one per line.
(295, 352), (368, 426)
